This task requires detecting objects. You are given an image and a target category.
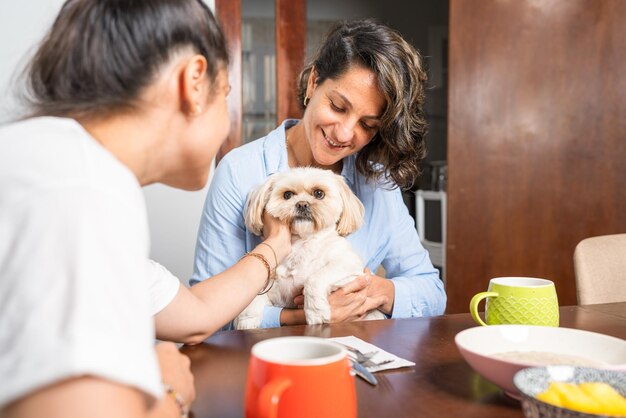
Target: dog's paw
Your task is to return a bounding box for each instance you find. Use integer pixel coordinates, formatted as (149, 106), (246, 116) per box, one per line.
(304, 306), (331, 325)
(304, 313), (324, 325)
(234, 316), (262, 330)
(364, 309), (386, 321)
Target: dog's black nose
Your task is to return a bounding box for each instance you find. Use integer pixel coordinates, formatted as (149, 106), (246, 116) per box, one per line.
(296, 201), (310, 211)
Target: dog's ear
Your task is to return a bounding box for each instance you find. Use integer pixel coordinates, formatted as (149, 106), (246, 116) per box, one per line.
(335, 174), (365, 236)
(244, 175), (276, 236)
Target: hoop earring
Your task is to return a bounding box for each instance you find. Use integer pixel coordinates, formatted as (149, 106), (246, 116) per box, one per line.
(303, 97), (310, 107)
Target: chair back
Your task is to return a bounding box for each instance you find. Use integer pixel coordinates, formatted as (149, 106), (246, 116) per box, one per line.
(573, 233), (626, 305)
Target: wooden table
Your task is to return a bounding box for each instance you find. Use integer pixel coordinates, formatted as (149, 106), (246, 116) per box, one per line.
(182, 303), (626, 418)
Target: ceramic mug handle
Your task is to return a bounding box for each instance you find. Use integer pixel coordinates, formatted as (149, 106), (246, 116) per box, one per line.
(469, 291), (499, 326)
(258, 378), (292, 418)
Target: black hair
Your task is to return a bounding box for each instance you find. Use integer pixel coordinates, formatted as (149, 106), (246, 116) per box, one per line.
(24, 0), (228, 118)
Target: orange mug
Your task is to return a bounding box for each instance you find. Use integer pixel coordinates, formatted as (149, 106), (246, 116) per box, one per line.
(244, 336), (357, 418)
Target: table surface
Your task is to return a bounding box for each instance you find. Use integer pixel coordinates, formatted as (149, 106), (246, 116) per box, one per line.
(182, 303), (626, 418)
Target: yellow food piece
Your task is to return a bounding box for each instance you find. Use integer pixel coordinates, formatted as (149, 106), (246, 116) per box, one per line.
(579, 382), (626, 416)
(537, 382), (626, 416)
(535, 387), (562, 406)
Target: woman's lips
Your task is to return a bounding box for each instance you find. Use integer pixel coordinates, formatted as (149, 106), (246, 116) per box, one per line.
(321, 128), (349, 149)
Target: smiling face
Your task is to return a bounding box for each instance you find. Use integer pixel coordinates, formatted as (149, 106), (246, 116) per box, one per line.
(299, 65), (386, 171)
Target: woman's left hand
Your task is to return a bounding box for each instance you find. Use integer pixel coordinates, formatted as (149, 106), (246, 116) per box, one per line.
(362, 268), (395, 315)
(327, 275), (388, 322)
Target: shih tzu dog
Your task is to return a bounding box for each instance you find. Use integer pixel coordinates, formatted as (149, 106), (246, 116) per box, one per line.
(234, 167), (385, 330)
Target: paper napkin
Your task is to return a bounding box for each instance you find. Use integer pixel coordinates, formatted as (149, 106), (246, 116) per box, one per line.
(329, 335), (415, 373)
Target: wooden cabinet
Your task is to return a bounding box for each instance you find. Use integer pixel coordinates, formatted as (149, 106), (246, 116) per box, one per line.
(446, 0), (626, 313)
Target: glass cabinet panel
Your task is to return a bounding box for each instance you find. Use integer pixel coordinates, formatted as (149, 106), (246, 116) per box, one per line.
(242, 1), (276, 143)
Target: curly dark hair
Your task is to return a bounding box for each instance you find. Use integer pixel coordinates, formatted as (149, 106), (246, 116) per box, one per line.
(23, 0), (228, 120)
(297, 19), (428, 190)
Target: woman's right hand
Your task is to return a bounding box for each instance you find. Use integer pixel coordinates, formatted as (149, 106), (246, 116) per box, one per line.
(260, 211), (291, 262)
(155, 342), (195, 412)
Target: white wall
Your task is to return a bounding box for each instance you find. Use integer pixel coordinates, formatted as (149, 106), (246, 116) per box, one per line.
(0, 1), (65, 122)
(0, 1), (215, 284)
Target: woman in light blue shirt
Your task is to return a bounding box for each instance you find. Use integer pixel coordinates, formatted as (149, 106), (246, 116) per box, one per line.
(192, 19), (446, 328)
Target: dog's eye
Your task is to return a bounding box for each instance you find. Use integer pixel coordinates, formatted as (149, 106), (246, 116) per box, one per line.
(283, 191), (293, 200)
(313, 189), (325, 199)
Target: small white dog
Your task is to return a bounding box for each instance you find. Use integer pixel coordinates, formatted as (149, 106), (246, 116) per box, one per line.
(234, 167), (385, 330)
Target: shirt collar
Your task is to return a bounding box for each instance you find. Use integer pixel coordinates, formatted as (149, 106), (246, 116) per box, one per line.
(262, 119), (295, 175)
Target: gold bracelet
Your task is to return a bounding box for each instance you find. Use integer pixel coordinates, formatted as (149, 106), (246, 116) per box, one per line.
(257, 242), (278, 269)
(163, 383), (189, 418)
(240, 252), (275, 295)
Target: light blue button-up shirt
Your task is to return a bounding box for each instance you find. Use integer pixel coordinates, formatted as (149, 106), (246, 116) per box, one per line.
(191, 120), (446, 329)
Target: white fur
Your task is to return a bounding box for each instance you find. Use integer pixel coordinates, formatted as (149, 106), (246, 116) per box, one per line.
(235, 167), (385, 329)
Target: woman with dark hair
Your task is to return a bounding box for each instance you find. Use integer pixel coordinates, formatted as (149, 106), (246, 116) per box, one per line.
(192, 19), (446, 329)
(0, 1), (290, 417)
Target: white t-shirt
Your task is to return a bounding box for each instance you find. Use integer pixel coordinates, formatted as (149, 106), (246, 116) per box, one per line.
(0, 117), (180, 408)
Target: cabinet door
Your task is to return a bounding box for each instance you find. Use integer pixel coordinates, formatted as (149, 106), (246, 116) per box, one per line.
(447, 0), (626, 313)
(215, 0), (305, 163)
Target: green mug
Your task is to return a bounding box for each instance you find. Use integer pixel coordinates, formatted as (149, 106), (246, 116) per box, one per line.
(469, 277), (559, 327)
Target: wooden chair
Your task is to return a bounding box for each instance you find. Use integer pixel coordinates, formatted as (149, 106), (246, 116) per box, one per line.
(573, 234), (626, 305)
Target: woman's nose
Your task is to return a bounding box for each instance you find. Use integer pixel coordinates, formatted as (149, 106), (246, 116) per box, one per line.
(335, 118), (356, 142)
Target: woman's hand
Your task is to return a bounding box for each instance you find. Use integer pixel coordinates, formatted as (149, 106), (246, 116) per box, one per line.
(155, 342), (195, 410)
(291, 271), (394, 323)
(362, 268), (395, 315)
(280, 291), (307, 326)
(328, 275), (390, 322)
(261, 211), (291, 262)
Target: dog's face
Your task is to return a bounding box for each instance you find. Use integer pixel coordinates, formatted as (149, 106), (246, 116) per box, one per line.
(266, 169), (346, 236)
(245, 167), (364, 237)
